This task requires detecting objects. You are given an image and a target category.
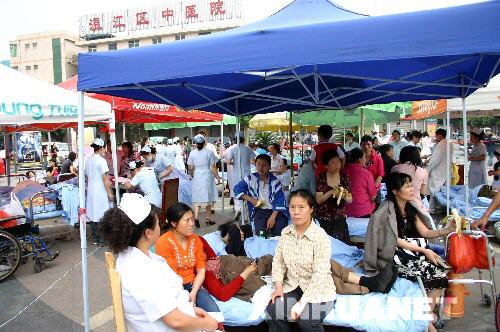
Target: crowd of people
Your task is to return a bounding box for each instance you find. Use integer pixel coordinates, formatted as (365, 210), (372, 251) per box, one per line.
(77, 123), (498, 332)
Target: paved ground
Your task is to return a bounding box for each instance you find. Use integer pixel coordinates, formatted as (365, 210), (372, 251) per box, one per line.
(0, 195), (499, 331)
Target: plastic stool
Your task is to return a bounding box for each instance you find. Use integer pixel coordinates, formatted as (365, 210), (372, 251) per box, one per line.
(443, 274), (469, 318)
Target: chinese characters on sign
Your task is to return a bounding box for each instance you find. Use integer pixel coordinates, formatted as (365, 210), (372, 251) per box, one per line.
(210, 0), (226, 15)
(79, 0), (241, 38)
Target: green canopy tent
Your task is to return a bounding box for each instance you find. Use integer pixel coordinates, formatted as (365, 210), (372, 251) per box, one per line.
(144, 115), (237, 130)
(292, 102), (410, 128)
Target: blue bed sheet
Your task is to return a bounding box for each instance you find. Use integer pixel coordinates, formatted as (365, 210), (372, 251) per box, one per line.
(347, 217), (369, 238)
(324, 278), (430, 332)
(435, 185), (500, 221)
(211, 296), (266, 326)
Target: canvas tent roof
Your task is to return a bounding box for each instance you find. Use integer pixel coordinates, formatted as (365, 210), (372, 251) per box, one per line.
(59, 76), (223, 124)
(0, 65), (111, 130)
(78, 0), (500, 116)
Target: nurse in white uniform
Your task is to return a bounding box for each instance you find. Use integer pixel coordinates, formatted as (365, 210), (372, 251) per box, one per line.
(85, 138), (113, 245)
(468, 129), (488, 189)
(100, 193), (220, 332)
(173, 137), (186, 172)
(187, 134), (221, 228)
(124, 161), (162, 208)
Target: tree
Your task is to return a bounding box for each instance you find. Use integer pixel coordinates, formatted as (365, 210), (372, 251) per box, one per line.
(254, 131), (278, 148)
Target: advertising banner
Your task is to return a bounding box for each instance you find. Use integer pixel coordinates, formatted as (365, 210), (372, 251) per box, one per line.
(411, 100), (447, 119)
(16, 131), (42, 163)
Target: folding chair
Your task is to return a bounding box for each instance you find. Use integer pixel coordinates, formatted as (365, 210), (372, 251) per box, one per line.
(105, 252), (126, 332)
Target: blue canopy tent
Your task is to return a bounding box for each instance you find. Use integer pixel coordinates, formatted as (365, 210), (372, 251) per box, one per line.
(78, 0), (500, 116)
(76, 1), (500, 329)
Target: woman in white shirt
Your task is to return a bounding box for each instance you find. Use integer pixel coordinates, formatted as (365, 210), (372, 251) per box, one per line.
(100, 193), (219, 332)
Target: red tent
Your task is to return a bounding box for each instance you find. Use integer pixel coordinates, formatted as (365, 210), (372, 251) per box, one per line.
(58, 76), (223, 124)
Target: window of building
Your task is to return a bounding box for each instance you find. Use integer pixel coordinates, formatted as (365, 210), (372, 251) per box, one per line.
(26, 65), (31, 70)
(34, 65), (38, 70)
(88, 45), (97, 53)
(198, 31), (211, 36)
(108, 42), (117, 51)
(152, 36), (162, 44)
(25, 43), (30, 49)
(32, 42), (37, 48)
(10, 44), (17, 57)
(128, 40), (140, 48)
(175, 34), (186, 41)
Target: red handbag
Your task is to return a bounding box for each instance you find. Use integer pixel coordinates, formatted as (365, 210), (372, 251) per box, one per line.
(473, 236), (495, 270)
(448, 233), (477, 274)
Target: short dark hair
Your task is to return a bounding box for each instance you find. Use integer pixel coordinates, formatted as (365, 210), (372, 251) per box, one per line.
(378, 144), (393, 156)
(100, 205), (159, 254)
(68, 152), (77, 161)
(345, 132), (354, 138)
(360, 135), (373, 143)
(289, 189), (316, 209)
(321, 149), (340, 166)
(411, 131), (422, 139)
(26, 170), (36, 178)
(470, 130), (485, 140)
(392, 130), (401, 136)
(347, 148), (364, 164)
(166, 203), (193, 227)
(399, 146), (422, 168)
(435, 128), (446, 137)
(271, 143), (281, 154)
(255, 153), (271, 166)
(318, 125), (333, 140)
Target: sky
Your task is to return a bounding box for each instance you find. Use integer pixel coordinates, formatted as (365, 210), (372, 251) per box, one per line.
(0, 0), (486, 60)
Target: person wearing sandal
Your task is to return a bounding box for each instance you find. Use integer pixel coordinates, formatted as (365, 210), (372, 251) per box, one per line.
(187, 134), (221, 228)
(156, 202), (222, 317)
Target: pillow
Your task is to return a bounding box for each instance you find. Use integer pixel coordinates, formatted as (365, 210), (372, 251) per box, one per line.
(202, 231), (227, 256)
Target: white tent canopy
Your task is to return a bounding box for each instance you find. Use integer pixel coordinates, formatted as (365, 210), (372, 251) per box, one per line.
(0, 65), (111, 126)
(440, 75), (500, 118)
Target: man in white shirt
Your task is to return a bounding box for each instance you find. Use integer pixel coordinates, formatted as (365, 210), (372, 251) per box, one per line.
(427, 128), (453, 214)
(227, 137), (255, 219)
(343, 132), (360, 152)
(389, 130), (408, 162)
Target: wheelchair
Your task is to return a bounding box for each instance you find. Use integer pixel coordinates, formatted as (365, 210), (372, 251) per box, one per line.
(0, 215), (60, 282)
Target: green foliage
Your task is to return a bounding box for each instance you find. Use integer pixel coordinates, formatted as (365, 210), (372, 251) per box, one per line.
(469, 117), (500, 127)
(254, 131), (278, 147)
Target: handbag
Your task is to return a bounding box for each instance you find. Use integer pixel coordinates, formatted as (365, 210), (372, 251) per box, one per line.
(448, 227), (477, 274)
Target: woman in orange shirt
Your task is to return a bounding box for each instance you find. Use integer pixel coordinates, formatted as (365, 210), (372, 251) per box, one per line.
(156, 203), (221, 313)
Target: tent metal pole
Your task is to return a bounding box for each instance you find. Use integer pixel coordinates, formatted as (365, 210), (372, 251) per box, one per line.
(235, 100), (244, 224)
(12, 134), (18, 174)
(48, 131), (52, 151)
(4, 133), (10, 187)
(122, 122), (126, 143)
(289, 111), (293, 178)
(343, 128), (346, 145)
(110, 111), (120, 205)
(462, 103), (469, 213)
(446, 109), (451, 216)
(220, 120), (225, 212)
(67, 128), (72, 152)
(460, 76), (469, 214)
(78, 91), (90, 332)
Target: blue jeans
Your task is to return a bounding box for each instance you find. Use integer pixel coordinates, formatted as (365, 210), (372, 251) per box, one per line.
(254, 208), (288, 237)
(183, 283), (220, 312)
